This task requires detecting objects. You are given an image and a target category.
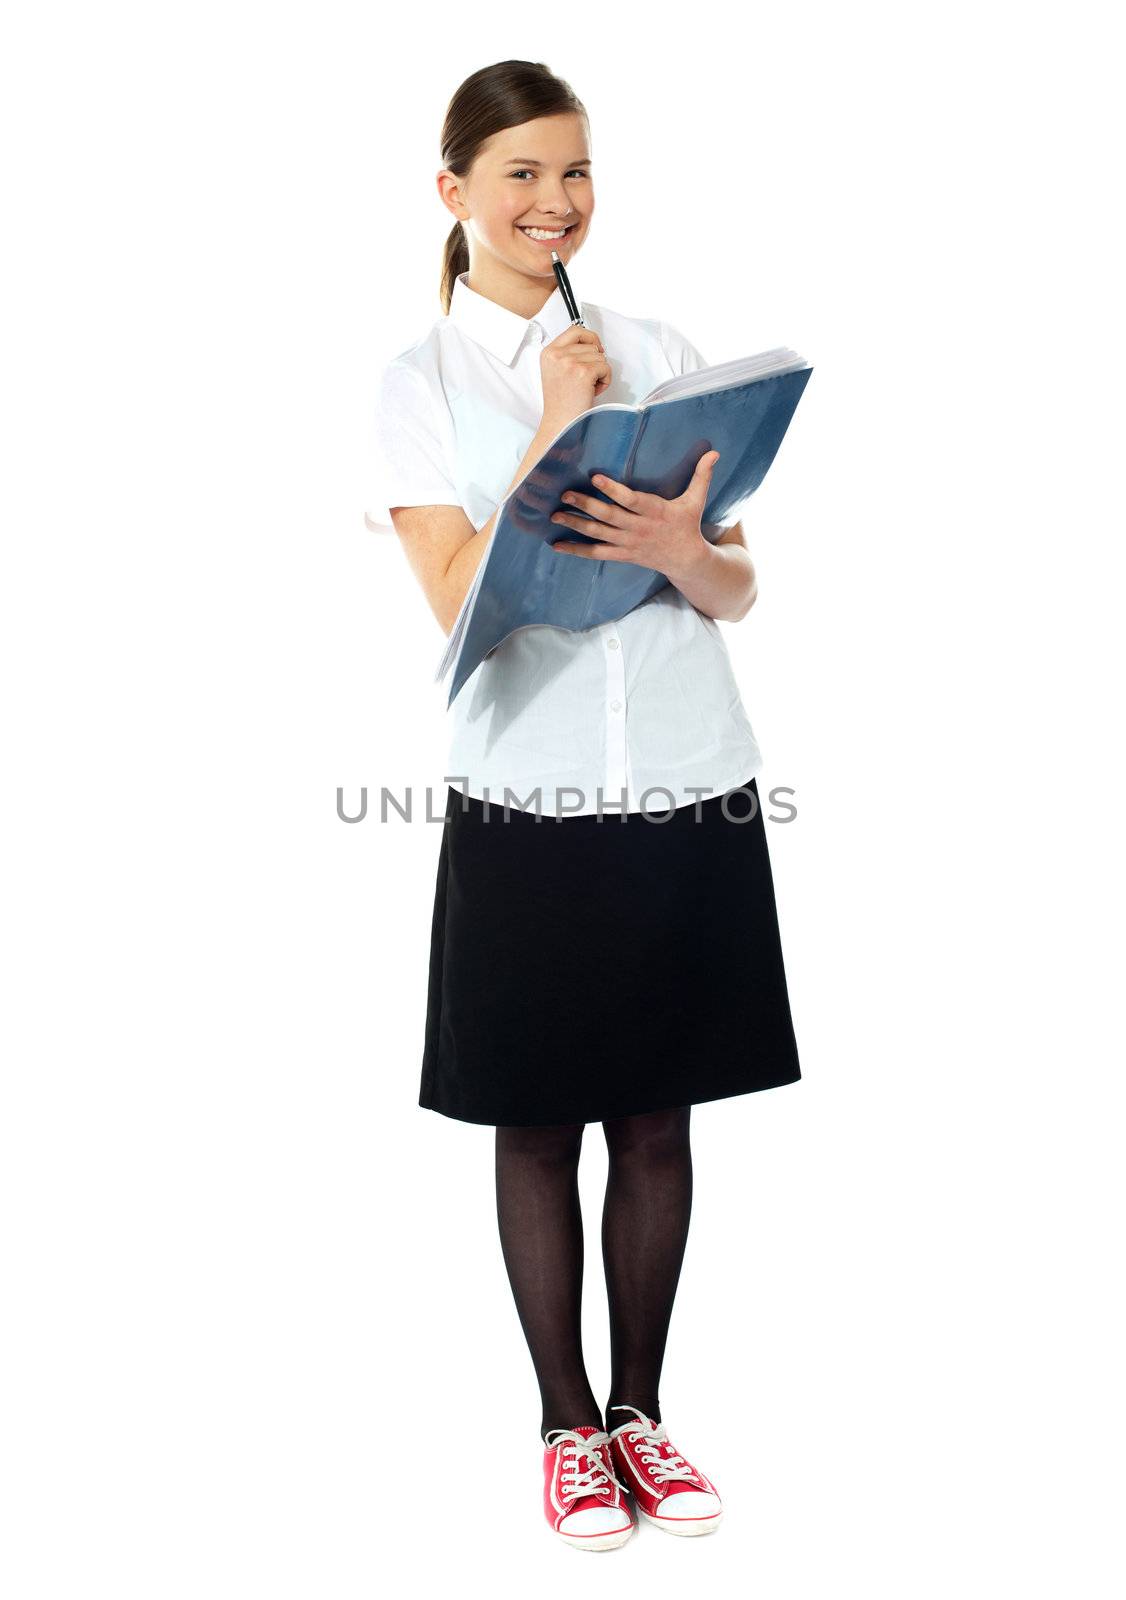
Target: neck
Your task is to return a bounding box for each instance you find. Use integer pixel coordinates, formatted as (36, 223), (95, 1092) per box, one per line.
(464, 254), (560, 321)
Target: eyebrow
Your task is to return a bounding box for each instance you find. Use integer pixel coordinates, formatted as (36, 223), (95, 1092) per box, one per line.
(503, 156), (592, 165)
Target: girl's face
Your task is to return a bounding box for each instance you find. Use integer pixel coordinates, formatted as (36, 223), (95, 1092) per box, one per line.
(439, 112), (593, 285)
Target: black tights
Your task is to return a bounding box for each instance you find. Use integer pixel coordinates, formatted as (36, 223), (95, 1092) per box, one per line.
(494, 1106), (693, 1443)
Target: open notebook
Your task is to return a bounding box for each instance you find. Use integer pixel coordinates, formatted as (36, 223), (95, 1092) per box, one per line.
(437, 347), (813, 706)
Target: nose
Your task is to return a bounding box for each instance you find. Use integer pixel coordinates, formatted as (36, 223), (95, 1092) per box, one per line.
(540, 185), (575, 215)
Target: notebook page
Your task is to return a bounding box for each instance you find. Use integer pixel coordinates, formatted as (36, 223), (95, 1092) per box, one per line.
(642, 347), (808, 406)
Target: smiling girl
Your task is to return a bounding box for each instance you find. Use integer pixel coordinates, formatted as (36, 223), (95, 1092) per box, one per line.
(371, 60), (802, 1552)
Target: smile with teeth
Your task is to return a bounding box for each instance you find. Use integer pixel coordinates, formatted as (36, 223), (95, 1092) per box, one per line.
(518, 223), (577, 240)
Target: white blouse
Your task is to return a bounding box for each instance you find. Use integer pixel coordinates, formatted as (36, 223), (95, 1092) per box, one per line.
(370, 269), (763, 817)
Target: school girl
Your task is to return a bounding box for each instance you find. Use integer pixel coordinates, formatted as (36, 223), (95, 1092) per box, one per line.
(371, 60), (802, 1552)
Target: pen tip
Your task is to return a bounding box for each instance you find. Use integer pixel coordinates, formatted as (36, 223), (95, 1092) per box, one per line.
(550, 249), (560, 262)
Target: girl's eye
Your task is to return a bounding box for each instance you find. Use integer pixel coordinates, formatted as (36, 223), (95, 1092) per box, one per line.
(510, 169), (590, 180)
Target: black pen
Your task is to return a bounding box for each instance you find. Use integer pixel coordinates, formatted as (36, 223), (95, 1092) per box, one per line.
(550, 248), (584, 326)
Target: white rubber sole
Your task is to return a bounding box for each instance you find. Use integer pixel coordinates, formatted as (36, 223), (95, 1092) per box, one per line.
(556, 1520), (636, 1551)
(637, 1505), (723, 1536)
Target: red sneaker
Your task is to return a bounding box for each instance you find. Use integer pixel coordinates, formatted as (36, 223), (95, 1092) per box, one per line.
(542, 1424), (635, 1550)
(607, 1405), (723, 1536)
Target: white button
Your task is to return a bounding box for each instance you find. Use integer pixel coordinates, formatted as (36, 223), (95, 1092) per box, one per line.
(610, 700), (622, 712)
(607, 637), (620, 649)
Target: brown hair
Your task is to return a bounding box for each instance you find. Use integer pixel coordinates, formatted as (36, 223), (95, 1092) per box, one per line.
(439, 60), (588, 314)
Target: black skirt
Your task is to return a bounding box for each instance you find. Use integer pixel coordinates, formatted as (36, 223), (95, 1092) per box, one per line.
(419, 779), (801, 1127)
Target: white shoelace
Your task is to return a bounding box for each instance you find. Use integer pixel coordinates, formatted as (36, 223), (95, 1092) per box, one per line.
(609, 1404), (703, 1486)
(544, 1427), (627, 1501)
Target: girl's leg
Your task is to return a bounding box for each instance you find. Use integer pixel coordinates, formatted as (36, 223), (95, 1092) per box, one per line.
(601, 1106), (693, 1427)
(495, 1120), (602, 1442)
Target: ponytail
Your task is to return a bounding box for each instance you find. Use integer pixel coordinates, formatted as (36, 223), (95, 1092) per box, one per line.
(440, 221), (470, 316)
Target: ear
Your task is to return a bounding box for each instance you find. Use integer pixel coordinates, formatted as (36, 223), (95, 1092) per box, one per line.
(437, 169), (469, 222)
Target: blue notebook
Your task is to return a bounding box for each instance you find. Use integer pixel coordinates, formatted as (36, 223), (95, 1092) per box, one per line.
(437, 347), (813, 706)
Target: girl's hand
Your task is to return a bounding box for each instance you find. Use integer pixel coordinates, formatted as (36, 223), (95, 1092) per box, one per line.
(540, 324), (612, 434)
(549, 450), (721, 582)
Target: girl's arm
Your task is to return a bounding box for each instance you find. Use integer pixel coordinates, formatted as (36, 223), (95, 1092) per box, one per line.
(665, 518), (759, 624)
(392, 327), (610, 636)
(390, 417), (564, 636)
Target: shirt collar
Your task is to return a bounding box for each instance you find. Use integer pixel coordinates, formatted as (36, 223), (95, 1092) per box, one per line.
(447, 270), (580, 365)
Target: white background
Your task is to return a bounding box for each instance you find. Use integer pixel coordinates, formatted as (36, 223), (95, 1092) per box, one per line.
(3, 2), (1123, 1594)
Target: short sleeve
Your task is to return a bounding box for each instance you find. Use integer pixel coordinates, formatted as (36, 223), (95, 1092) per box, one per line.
(367, 359), (463, 528)
(658, 324), (741, 528)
